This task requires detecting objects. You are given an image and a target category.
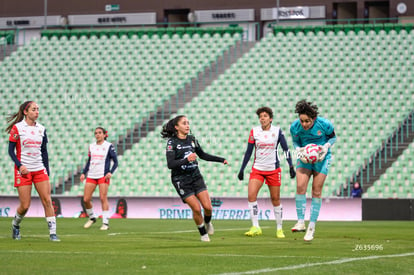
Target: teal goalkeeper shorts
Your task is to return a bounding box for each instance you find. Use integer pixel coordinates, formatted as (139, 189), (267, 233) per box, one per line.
(296, 154), (332, 175)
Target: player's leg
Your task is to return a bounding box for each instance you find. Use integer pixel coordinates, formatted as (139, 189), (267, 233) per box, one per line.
(34, 178), (60, 241)
(304, 170), (327, 241)
(196, 189), (214, 235)
(83, 181), (98, 228)
(292, 167), (312, 232)
(98, 182), (110, 230)
(185, 195), (209, 242)
(304, 158), (330, 241)
(245, 173), (264, 236)
(12, 184), (32, 240)
(267, 168), (284, 238)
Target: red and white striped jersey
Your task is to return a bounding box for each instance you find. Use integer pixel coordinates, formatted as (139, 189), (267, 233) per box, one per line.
(248, 125), (281, 171)
(9, 120), (47, 172)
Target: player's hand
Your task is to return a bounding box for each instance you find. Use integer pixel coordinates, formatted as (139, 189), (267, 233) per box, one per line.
(187, 153), (197, 162)
(296, 147), (309, 163)
(318, 143), (331, 161)
(237, 170), (244, 181)
(223, 160), (228, 165)
(105, 173), (112, 180)
(289, 166), (296, 178)
(80, 174), (85, 182)
(19, 165), (29, 175)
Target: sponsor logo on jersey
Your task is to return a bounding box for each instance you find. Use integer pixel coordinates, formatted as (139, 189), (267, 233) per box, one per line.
(317, 130), (322, 136)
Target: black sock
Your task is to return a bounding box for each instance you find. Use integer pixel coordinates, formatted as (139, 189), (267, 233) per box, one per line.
(197, 225), (207, 236)
(204, 215), (212, 224)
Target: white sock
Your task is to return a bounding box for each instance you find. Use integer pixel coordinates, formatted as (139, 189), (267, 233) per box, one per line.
(13, 213), (25, 227)
(46, 216), (57, 235)
(308, 221), (316, 230)
(274, 205), (283, 230)
(86, 208), (95, 219)
(298, 219), (305, 224)
(248, 201), (259, 227)
(102, 210), (110, 225)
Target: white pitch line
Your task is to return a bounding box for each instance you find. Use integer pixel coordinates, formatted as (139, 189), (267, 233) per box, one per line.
(214, 252), (414, 275)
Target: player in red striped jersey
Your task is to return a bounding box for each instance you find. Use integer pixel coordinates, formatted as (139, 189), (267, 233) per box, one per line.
(238, 107), (296, 238)
(6, 101), (59, 241)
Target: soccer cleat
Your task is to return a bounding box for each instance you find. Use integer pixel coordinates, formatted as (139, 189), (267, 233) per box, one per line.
(12, 225), (21, 240)
(49, 234), (61, 242)
(205, 222), (214, 235)
(100, 224), (109, 231)
(200, 234), (210, 242)
(83, 218), (96, 229)
(291, 222), (306, 232)
(276, 229), (285, 239)
(304, 227), (315, 242)
(244, 226), (262, 237)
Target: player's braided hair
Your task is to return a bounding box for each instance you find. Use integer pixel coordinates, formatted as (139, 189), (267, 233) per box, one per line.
(5, 101), (34, 133)
(161, 115), (186, 138)
(256, 106), (273, 119)
(295, 99), (319, 119)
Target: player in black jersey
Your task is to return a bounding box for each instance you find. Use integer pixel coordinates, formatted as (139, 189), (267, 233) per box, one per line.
(161, 115), (228, 242)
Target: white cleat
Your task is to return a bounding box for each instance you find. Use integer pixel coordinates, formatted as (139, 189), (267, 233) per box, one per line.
(83, 218), (96, 229)
(100, 224), (109, 231)
(205, 222), (214, 235)
(304, 227), (315, 242)
(200, 234), (210, 242)
(291, 222), (306, 232)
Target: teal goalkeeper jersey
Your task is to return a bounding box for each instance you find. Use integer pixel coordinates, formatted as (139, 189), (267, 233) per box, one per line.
(290, 117), (335, 150)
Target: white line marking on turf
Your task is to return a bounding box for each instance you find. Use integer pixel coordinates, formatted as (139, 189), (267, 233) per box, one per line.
(214, 252), (414, 275)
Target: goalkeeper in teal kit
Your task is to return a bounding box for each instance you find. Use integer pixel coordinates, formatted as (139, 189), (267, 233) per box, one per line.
(290, 100), (336, 241)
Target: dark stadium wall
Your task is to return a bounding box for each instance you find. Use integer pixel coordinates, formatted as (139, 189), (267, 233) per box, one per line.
(0, 0), (413, 20)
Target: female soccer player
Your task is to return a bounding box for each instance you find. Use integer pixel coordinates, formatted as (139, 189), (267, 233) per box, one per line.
(80, 127), (118, 230)
(290, 100), (336, 241)
(6, 101), (59, 241)
(161, 115), (228, 242)
(238, 107), (296, 238)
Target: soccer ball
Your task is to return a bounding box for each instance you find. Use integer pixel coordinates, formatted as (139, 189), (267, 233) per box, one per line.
(303, 144), (321, 164)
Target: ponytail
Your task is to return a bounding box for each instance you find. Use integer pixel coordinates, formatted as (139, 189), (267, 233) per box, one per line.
(161, 115), (186, 139)
(5, 101), (33, 133)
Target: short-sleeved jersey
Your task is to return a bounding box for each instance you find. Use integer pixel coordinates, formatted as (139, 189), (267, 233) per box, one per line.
(248, 125), (283, 171)
(290, 117), (335, 158)
(9, 120), (47, 172)
(166, 135), (202, 180)
(83, 141), (117, 179)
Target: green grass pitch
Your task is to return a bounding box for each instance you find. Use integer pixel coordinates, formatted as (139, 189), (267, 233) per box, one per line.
(0, 218), (413, 274)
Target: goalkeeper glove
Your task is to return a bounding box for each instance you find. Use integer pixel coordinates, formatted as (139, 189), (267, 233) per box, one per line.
(289, 166), (296, 178)
(237, 170), (244, 181)
(318, 143), (331, 161)
(296, 147), (309, 163)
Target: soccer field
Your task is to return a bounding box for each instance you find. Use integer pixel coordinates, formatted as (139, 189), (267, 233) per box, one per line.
(0, 218), (413, 274)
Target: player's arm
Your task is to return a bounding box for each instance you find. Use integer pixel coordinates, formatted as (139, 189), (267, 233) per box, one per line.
(278, 131), (296, 178)
(166, 142), (190, 169)
(8, 141), (22, 169)
(82, 148), (91, 175)
(41, 130), (50, 175)
(109, 144), (118, 174)
(289, 125), (302, 149)
(238, 129), (255, 180)
(193, 137), (225, 163)
(318, 121), (336, 161)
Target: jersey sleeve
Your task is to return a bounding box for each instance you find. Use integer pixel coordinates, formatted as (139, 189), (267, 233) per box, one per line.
(193, 136), (225, 163)
(248, 129), (255, 144)
(109, 144), (118, 174)
(9, 125), (19, 142)
(290, 122), (302, 149)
